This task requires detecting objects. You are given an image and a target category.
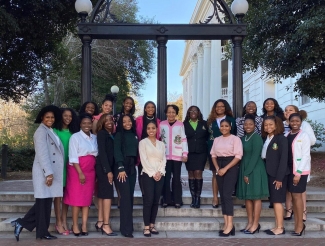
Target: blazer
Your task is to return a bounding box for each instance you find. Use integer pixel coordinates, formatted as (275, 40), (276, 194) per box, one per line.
(264, 134), (289, 181)
(183, 120), (209, 154)
(96, 129), (114, 174)
(32, 123), (64, 198)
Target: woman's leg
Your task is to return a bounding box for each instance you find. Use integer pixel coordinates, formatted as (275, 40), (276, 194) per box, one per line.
(72, 206), (80, 233)
(172, 161), (183, 205)
(223, 215), (234, 234)
(245, 200), (253, 230)
(113, 180), (121, 207)
(143, 173), (155, 234)
(212, 172), (219, 206)
(188, 171), (195, 207)
(194, 170), (203, 208)
(163, 160), (173, 205)
(292, 192), (304, 232)
(102, 199), (113, 233)
(138, 164), (144, 196)
(81, 206), (89, 233)
(150, 176), (165, 226)
(54, 197), (65, 233)
(250, 200), (262, 232)
(61, 202), (69, 231)
(272, 203), (284, 234)
(284, 191), (293, 218)
(97, 198), (104, 229)
(302, 191), (307, 221)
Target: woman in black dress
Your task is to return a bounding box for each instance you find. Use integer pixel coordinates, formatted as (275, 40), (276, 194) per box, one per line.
(95, 114), (117, 236)
(260, 98), (285, 121)
(183, 106), (209, 208)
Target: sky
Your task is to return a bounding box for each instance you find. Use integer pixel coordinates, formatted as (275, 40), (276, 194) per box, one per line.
(135, 0), (198, 105)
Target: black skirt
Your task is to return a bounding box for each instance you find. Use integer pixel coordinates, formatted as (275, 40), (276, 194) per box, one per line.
(287, 174), (308, 193)
(186, 152), (207, 171)
(96, 164), (114, 199)
(268, 174), (288, 203)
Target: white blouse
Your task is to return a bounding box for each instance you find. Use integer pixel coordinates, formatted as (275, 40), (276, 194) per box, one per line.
(261, 135), (274, 159)
(69, 130), (98, 164)
(139, 138), (166, 177)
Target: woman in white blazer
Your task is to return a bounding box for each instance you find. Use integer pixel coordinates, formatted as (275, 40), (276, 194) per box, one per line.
(11, 105), (64, 241)
(283, 105), (315, 222)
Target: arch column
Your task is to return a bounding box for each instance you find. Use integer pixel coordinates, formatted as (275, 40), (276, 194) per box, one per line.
(191, 55), (198, 106)
(81, 35), (92, 104)
(210, 40), (222, 107)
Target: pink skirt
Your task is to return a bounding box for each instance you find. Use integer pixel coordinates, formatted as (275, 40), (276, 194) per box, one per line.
(63, 155), (96, 206)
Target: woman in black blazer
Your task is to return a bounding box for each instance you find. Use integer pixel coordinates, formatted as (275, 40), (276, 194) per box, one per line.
(95, 114), (117, 236)
(261, 116), (289, 235)
(183, 106), (209, 208)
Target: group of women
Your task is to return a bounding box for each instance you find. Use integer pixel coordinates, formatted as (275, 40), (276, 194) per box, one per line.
(10, 96), (315, 241)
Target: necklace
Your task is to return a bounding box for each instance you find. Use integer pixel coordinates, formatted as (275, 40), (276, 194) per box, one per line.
(148, 137), (156, 145)
(146, 116), (154, 120)
(290, 131), (299, 135)
(245, 132), (255, 141)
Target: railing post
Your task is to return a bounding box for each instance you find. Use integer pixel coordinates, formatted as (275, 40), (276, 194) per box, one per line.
(1, 144), (8, 179)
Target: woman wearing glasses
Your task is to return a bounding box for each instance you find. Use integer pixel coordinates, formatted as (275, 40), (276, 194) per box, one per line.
(183, 106), (209, 208)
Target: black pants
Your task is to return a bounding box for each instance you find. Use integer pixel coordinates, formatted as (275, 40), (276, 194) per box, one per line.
(163, 160), (182, 204)
(138, 164), (144, 195)
(17, 198), (53, 238)
(115, 159), (137, 236)
(216, 156), (238, 216)
(142, 173), (165, 226)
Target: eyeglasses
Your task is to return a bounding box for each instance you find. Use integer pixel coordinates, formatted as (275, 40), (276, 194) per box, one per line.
(189, 110), (198, 113)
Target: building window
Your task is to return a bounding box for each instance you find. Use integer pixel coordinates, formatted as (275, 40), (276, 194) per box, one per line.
(244, 90), (249, 104)
(301, 94), (310, 105)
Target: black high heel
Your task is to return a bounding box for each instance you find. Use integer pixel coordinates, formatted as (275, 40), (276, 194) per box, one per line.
(11, 220), (23, 242)
(71, 226), (80, 237)
(101, 224), (117, 236)
(244, 224), (260, 234)
(292, 224), (306, 236)
(95, 221), (103, 232)
(219, 226), (235, 237)
(303, 210), (307, 222)
(265, 227), (285, 235)
(284, 208), (293, 220)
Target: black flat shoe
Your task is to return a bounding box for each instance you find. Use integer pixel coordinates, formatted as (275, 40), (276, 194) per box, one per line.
(162, 203), (168, 208)
(11, 220), (23, 242)
(123, 233), (134, 238)
(212, 204), (219, 208)
(40, 235), (57, 240)
(241, 204), (246, 208)
(175, 204), (181, 209)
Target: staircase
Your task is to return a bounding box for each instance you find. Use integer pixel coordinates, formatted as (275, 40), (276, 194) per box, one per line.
(1, 175), (325, 232)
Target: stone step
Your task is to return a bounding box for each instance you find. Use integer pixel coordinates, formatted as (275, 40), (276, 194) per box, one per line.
(1, 191), (325, 203)
(0, 202), (324, 217)
(1, 216), (324, 232)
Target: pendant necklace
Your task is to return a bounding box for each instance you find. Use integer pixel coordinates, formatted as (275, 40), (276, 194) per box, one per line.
(245, 132), (255, 142)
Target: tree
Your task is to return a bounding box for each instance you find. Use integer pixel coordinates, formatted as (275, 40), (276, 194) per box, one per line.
(225, 0), (325, 101)
(168, 92), (183, 120)
(0, 0), (82, 102)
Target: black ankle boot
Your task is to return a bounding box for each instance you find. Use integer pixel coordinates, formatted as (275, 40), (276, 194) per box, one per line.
(194, 179), (203, 208)
(188, 179), (196, 208)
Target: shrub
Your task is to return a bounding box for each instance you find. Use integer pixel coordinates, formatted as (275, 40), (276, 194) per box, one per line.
(306, 119), (325, 151)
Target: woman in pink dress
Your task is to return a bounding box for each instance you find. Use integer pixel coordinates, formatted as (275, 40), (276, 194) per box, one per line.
(63, 113), (98, 236)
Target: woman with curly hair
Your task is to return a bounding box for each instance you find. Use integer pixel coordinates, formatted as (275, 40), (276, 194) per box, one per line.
(53, 108), (79, 235)
(261, 98), (285, 121)
(207, 99), (236, 208)
(79, 101), (99, 117)
(183, 106), (209, 208)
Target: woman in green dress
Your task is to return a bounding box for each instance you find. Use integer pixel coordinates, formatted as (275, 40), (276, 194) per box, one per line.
(236, 114), (269, 234)
(53, 108), (79, 235)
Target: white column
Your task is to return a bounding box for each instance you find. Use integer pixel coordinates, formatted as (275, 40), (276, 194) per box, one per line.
(197, 46), (204, 110)
(210, 40), (222, 108)
(191, 55), (198, 106)
(228, 59), (233, 109)
(202, 41), (211, 118)
(187, 72), (191, 107)
(182, 79), (187, 120)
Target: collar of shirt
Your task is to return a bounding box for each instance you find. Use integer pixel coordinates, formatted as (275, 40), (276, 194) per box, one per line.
(80, 130), (94, 140)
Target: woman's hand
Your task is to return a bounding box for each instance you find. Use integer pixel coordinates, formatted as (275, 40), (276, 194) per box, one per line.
(244, 176), (249, 184)
(182, 156), (188, 163)
(153, 172), (162, 181)
(117, 171), (127, 183)
(273, 180), (282, 190)
(79, 172), (86, 185)
(217, 168), (227, 177)
(107, 172), (113, 185)
(293, 175), (301, 186)
(45, 174), (53, 187)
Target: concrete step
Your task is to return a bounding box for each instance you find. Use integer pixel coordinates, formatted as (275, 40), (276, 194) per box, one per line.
(0, 202), (324, 218)
(1, 216), (324, 232)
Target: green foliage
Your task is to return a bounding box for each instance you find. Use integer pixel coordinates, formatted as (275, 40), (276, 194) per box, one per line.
(226, 0), (325, 101)
(306, 119), (325, 151)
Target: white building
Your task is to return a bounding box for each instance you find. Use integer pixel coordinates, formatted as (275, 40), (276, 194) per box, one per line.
(180, 0), (325, 150)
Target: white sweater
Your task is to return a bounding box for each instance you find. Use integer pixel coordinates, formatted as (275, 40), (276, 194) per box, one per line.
(139, 138), (166, 177)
